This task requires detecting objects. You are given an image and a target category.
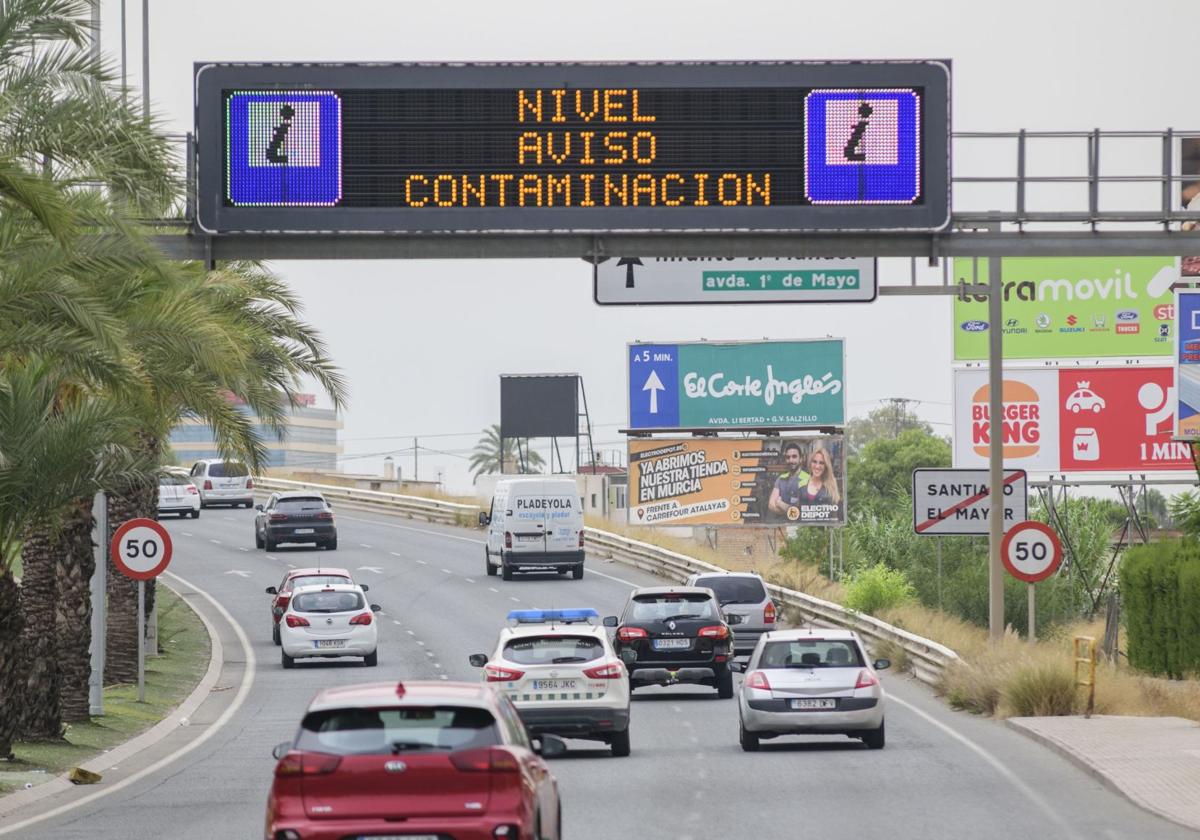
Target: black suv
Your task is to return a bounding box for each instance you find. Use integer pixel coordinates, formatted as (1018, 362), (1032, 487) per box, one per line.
(255, 492), (338, 551)
(605, 586), (734, 698)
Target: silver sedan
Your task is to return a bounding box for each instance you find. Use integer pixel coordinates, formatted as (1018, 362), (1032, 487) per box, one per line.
(733, 628), (889, 751)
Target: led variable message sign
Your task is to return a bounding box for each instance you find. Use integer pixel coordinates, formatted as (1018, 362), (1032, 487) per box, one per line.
(195, 62), (950, 234)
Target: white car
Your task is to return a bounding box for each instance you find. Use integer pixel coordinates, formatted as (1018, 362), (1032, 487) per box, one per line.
(469, 608), (632, 756)
(189, 458), (255, 508)
(733, 628), (889, 751)
(279, 584), (380, 669)
(1065, 387), (1105, 413)
(157, 470), (201, 519)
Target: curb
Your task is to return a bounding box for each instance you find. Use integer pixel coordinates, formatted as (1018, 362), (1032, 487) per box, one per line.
(0, 577), (222, 822)
(1005, 718), (1200, 833)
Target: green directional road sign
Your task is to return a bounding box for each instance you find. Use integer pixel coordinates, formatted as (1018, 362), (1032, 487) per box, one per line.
(628, 339), (846, 429)
(597, 258), (876, 305)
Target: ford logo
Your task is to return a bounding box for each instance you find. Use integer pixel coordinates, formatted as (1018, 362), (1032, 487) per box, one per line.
(1116, 310), (1139, 321)
(960, 320), (989, 332)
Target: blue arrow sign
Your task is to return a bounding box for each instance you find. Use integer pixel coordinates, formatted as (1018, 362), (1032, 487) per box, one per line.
(629, 345), (679, 428)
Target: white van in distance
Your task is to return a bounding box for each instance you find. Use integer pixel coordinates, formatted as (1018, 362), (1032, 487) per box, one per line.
(481, 478), (585, 581)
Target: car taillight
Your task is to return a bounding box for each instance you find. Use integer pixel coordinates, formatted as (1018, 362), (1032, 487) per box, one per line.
(349, 612), (372, 626)
(698, 625), (729, 639)
(763, 601), (776, 624)
(855, 669), (879, 689)
(316, 511), (333, 520)
(617, 626), (648, 642)
(285, 615), (309, 627)
(269, 513), (288, 522)
(450, 747), (519, 773)
(578, 530), (584, 548)
(203, 479), (212, 490)
(583, 662), (623, 679)
(484, 664), (525, 682)
(747, 670), (771, 691)
(504, 531), (512, 549)
(185, 485), (198, 495)
(275, 751), (341, 777)
(246, 478), (254, 489)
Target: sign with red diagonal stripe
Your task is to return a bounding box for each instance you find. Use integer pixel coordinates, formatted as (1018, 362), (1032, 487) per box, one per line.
(912, 468), (1027, 536)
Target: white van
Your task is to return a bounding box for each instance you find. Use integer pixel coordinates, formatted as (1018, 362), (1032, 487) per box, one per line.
(480, 478), (585, 580)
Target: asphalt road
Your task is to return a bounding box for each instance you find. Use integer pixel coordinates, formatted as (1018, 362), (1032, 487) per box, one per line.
(11, 506), (1198, 839)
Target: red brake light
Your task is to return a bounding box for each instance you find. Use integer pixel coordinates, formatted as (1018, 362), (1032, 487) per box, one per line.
(484, 664), (525, 682)
(450, 747), (519, 773)
(185, 485), (198, 495)
(855, 669), (879, 689)
(246, 478), (255, 489)
(285, 615), (309, 627)
(617, 626), (648, 642)
(269, 513), (287, 522)
(349, 612), (373, 626)
(698, 625), (729, 639)
(275, 751), (341, 777)
(763, 601), (776, 624)
(583, 662), (623, 679)
(747, 670), (771, 691)
(504, 531), (512, 549)
(203, 479), (212, 490)
(578, 530), (584, 548)
(316, 511), (333, 521)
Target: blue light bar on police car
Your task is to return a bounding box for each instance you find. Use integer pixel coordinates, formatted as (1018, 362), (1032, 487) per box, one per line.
(506, 608), (599, 625)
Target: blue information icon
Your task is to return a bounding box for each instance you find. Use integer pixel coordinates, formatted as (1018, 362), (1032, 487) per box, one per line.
(804, 89), (921, 204)
(226, 91), (342, 206)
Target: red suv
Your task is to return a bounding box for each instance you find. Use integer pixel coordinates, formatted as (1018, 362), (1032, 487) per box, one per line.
(265, 568), (360, 645)
(266, 681), (564, 840)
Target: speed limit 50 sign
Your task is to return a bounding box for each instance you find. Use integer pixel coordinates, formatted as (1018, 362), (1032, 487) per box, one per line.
(110, 518), (173, 580)
(1000, 521), (1062, 583)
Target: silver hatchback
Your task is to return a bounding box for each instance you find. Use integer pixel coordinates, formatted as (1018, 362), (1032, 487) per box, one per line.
(733, 628), (889, 751)
(685, 571), (776, 657)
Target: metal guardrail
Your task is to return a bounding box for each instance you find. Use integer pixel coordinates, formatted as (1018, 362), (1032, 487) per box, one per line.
(257, 477), (960, 686)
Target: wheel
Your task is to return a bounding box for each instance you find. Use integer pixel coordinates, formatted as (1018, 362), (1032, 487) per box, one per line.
(862, 718), (885, 749)
(326, 535), (337, 550)
(502, 561), (513, 581)
(716, 668), (734, 699)
(572, 564), (584, 580)
(200, 501), (207, 509)
(281, 650), (295, 669)
(255, 530), (264, 549)
(485, 548), (498, 576)
(1071, 404), (1080, 413)
(610, 726), (631, 757)
(191, 508), (200, 519)
(364, 650), (378, 667)
(1092, 404), (1101, 414)
(272, 623), (280, 646)
(739, 720), (760, 752)
(265, 536), (276, 552)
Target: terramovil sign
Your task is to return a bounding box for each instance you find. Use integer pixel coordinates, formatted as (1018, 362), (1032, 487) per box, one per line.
(912, 469), (1027, 536)
(628, 340), (845, 430)
(952, 257), (1180, 360)
(194, 61), (950, 234)
(952, 367), (1192, 473)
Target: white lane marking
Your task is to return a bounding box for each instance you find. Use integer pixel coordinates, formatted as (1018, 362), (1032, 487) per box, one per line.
(392, 620), (402, 626)
(223, 570), (251, 578)
(406, 630), (415, 636)
(464, 578), (475, 584)
(426, 652), (435, 658)
(356, 566), (383, 574)
(266, 554), (277, 561)
(0, 570), (257, 837)
(417, 641), (425, 646)
(182, 532), (193, 537)
(488, 587), (500, 593)
(237, 547), (249, 552)
(208, 539), (221, 545)
(389, 552), (404, 558)
(416, 560), (428, 565)
(441, 568), (453, 574)
(286, 563), (295, 568)
(439, 674), (449, 680)
(359, 544), (373, 549)
(672, 705), (683, 713)
(338, 514), (485, 545)
(585, 567), (638, 588)
(887, 694), (1084, 840)
(509, 596), (520, 603)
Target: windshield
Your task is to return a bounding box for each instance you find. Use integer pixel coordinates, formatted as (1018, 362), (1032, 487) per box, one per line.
(503, 635), (604, 665)
(287, 575), (350, 591)
(694, 576), (767, 604)
(758, 640), (865, 669)
(291, 590), (363, 613)
(628, 594), (718, 622)
(208, 461), (249, 477)
(276, 498), (327, 512)
(296, 706), (500, 755)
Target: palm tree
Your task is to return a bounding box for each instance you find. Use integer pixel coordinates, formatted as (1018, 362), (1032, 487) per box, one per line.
(469, 424), (546, 478)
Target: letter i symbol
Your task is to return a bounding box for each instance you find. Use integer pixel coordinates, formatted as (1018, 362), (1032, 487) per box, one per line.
(843, 102), (873, 162)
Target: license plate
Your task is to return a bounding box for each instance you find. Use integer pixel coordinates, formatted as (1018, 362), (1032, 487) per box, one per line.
(533, 679), (578, 691)
(313, 639), (346, 649)
(790, 698), (837, 710)
(294, 528), (314, 534)
(652, 638), (691, 650)
(517, 534), (542, 542)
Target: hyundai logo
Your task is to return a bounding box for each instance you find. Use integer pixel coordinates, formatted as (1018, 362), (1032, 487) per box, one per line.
(960, 320), (989, 332)
(384, 761), (407, 773)
(1116, 310), (1139, 321)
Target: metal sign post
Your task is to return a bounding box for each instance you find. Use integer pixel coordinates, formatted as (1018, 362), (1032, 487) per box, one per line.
(988, 250), (1005, 643)
(137, 580), (145, 701)
(88, 491), (107, 716)
(109, 518), (173, 703)
(1001, 520), (1064, 644)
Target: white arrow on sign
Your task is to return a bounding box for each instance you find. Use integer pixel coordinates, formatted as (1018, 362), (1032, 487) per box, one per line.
(643, 369), (665, 414)
(224, 570), (251, 578)
(357, 566), (384, 574)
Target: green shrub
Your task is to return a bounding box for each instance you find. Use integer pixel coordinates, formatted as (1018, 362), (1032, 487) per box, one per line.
(843, 563), (915, 616)
(1003, 662), (1077, 717)
(943, 661), (1002, 715)
(1121, 540), (1200, 679)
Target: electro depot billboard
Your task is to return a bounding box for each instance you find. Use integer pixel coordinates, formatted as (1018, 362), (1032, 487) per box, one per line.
(194, 61), (950, 234)
(952, 257), (1180, 360)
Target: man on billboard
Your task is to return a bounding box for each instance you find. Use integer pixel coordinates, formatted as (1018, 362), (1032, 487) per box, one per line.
(767, 441), (810, 521)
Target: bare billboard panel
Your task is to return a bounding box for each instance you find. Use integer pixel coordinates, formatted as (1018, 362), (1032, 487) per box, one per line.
(500, 375), (579, 438)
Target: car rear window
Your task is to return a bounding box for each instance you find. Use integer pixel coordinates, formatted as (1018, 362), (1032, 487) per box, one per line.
(694, 576), (767, 605)
(758, 639), (865, 669)
(159, 474), (192, 486)
(292, 590), (363, 613)
(208, 461), (248, 478)
(276, 498), (326, 512)
(503, 635), (604, 666)
(628, 594), (718, 622)
(288, 575), (350, 591)
(296, 706), (500, 755)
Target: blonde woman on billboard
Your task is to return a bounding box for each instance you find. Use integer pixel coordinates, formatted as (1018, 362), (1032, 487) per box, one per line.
(800, 443), (841, 507)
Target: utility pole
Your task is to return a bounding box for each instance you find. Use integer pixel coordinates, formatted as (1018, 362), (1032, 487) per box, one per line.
(880, 397), (917, 437)
(141, 0), (149, 120)
(987, 247), (1005, 643)
(413, 437), (418, 482)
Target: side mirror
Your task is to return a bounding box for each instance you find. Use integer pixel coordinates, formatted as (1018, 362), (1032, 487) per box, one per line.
(265, 586), (277, 595)
(370, 604), (382, 613)
(728, 661), (746, 673)
(618, 649), (637, 665)
(468, 653), (488, 668)
(478, 511), (490, 526)
(271, 741), (291, 760)
(255, 504), (264, 512)
(359, 584), (370, 592)
(602, 616), (618, 627)
(532, 733), (567, 758)
(873, 659), (891, 671)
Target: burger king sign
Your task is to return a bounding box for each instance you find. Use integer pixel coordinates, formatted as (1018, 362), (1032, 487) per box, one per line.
(954, 370), (1060, 471)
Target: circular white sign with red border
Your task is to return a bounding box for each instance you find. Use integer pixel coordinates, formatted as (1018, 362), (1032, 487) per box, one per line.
(110, 518), (173, 581)
(1000, 520), (1062, 583)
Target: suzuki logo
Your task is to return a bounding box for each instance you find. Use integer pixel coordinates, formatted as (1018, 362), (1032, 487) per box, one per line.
(385, 761), (408, 773)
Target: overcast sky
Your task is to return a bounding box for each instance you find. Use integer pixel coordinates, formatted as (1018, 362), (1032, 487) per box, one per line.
(98, 0), (1199, 492)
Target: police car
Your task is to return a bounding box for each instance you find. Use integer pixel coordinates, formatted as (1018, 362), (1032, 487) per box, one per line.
(469, 609), (632, 757)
